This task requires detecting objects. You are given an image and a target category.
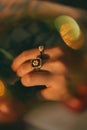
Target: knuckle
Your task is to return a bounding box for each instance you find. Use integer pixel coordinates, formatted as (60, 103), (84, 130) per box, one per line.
(16, 64), (28, 77)
(16, 65), (25, 77)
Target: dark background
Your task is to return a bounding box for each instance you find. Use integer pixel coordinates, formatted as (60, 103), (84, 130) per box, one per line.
(44, 0), (87, 10)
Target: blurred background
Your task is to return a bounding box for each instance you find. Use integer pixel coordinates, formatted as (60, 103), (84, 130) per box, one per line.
(0, 0), (87, 130)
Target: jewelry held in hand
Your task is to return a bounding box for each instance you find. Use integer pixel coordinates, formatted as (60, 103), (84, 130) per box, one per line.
(31, 45), (44, 70)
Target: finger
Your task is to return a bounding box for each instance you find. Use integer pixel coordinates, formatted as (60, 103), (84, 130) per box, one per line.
(17, 61), (51, 77)
(21, 72), (70, 101)
(16, 60), (67, 77)
(21, 71), (52, 87)
(11, 47), (64, 71)
(40, 75), (70, 101)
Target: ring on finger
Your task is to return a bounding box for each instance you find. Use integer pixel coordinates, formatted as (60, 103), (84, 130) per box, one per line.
(31, 45), (44, 70)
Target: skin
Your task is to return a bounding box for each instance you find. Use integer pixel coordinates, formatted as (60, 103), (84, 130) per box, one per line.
(0, 0), (86, 23)
(11, 46), (83, 101)
(0, 0), (86, 109)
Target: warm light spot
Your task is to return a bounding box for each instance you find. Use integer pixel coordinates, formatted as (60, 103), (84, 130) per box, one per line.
(60, 24), (84, 49)
(60, 23), (77, 41)
(54, 15), (85, 50)
(0, 104), (9, 113)
(0, 80), (6, 96)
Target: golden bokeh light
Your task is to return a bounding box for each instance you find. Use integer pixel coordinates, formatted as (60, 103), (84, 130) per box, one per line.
(0, 80), (6, 97)
(60, 23), (84, 49)
(54, 15), (84, 50)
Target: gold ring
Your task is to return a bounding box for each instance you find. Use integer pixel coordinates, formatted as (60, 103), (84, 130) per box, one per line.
(31, 45), (44, 70)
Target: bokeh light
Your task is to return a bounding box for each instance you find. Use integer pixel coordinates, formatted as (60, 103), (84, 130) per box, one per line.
(0, 80), (6, 97)
(54, 15), (84, 49)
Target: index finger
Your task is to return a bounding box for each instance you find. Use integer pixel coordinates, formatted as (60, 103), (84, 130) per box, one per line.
(11, 47), (64, 71)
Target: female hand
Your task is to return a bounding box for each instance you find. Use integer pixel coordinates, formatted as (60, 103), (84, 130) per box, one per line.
(11, 46), (78, 101)
(11, 46), (87, 112)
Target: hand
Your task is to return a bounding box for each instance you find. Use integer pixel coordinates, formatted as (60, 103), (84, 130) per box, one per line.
(11, 46), (76, 101)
